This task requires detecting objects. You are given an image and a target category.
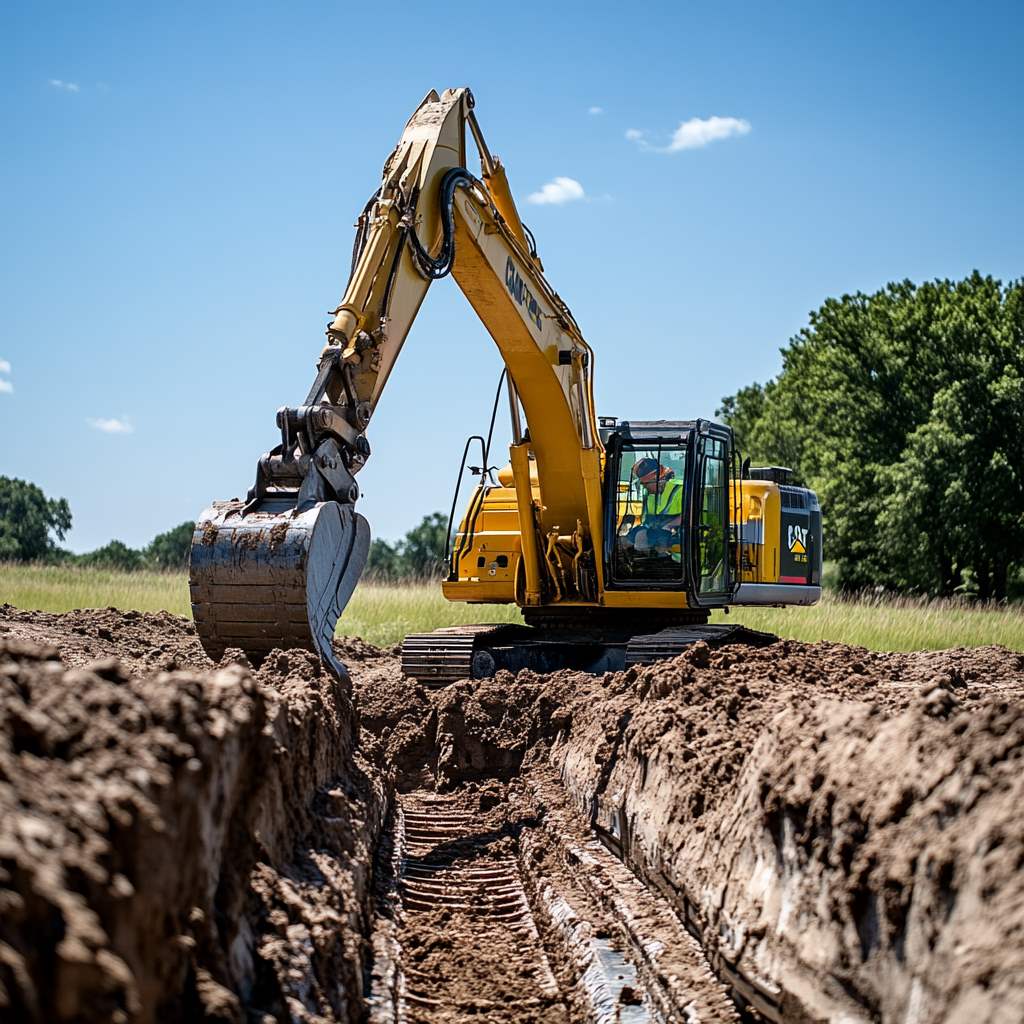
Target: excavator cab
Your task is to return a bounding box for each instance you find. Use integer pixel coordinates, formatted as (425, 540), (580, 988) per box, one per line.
(601, 419), (735, 605)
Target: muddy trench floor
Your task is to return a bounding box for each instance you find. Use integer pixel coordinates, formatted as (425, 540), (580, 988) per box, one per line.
(364, 778), (738, 1023)
(2, 604), (1024, 1024)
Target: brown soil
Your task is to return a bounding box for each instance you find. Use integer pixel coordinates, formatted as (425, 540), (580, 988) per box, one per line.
(2, 605), (1023, 1023)
(0, 609), (386, 1023)
(552, 641), (1024, 1022)
(353, 640), (1024, 1022)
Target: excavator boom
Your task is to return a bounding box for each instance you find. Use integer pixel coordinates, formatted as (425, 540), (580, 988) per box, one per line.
(189, 88), (599, 677)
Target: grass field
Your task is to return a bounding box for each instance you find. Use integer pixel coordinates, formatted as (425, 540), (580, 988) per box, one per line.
(4, 562), (1024, 652)
(0, 563), (521, 649)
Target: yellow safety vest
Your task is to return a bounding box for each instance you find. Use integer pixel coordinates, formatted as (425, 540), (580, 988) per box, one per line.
(643, 478), (684, 524)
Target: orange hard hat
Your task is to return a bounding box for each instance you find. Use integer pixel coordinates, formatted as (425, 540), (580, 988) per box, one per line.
(633, 458), (673, 485)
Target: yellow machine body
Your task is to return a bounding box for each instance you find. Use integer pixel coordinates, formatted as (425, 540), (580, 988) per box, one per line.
(445, 471), (822, 609)
(190, 86), (821, 681)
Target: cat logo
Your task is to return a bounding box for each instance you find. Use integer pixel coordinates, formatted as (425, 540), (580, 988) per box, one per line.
(788, 524), (808, 554)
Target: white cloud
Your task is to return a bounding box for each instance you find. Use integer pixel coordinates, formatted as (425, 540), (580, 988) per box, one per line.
(588, 106), (604, 115)
(666, 116), (750, 151)
(0, 380), (11, 394)
(527, 177), (586, 206)
(88, 416), (134, 434)
(0, 359), (10, 374)
(49, 79), (80, 93)
(626, 116), (751, 153)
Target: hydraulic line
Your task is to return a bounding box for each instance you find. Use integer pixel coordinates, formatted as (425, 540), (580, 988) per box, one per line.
(350, 188), (381, 279)
(407, 168), (476, 280)
(521, 220), (539, 259)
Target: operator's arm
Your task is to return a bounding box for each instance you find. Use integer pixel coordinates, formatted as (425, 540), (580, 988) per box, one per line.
(319, 88), (471, 432)
(319, 88), (598, 474)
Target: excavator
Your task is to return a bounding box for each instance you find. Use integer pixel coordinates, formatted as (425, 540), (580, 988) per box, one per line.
(189, 88), (822, 683)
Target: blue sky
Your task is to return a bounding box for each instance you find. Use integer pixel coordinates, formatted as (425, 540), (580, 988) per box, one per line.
(2, 1), (1021, 551)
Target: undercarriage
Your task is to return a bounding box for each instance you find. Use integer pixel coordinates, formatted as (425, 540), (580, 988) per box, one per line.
(400, 619), (776, 686)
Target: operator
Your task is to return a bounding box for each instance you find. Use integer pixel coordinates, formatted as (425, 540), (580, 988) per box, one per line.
(630, 457), (685, 561)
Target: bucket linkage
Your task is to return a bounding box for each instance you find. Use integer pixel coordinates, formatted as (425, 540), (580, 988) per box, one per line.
(189, 348), (371, 680)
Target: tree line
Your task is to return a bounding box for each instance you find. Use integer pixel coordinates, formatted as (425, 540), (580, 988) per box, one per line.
(364, 512), (449, 579)
(719, 272), (1024, 600)
(11, 269), (1021, 599)
(0, 475), (449, 578)
(0, 477), (195, 570)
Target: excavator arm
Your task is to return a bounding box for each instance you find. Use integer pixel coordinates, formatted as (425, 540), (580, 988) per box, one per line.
(189, 88), (602, 678)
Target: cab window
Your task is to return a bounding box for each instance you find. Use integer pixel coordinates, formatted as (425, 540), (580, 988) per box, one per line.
(610, 444), (687, 585)
(696, 436), (728, 597)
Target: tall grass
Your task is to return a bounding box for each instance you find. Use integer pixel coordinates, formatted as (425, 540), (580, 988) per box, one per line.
(1, 563), (193, 617)
(3, 562), (1024, 652)
(0, 563), (521, 649)
(335, 583), (522, 648)
(711, 590), (1024, 651)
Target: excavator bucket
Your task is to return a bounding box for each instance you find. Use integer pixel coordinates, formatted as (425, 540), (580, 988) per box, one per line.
(189, 498), (369, 680)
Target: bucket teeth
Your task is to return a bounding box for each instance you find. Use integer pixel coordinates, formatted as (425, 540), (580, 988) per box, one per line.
(189, 499), (369, 679)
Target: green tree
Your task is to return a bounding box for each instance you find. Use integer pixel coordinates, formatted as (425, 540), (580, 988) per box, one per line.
(716, 383), (766, 458)
(146, 521), (196, 569)
(79, 539), (145, 571)
(365, 538), (403, 579)
(365, 512), (451, 580)
(0, 477), (72, 561)
(719, 273), (1024, 598)
(400, 512), (449, 577)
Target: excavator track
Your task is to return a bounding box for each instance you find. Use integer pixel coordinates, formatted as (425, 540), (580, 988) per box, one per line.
(401, 621), (778, 686)
(623, 622), (777, 666)
(400, 625), (516, 686)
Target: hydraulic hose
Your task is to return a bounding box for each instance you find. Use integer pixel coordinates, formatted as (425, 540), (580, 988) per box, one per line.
(407, 168), (476, 280)
(350, 188), (381, 280)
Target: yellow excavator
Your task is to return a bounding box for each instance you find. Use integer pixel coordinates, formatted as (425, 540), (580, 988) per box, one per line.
(189, 88), (822, 682)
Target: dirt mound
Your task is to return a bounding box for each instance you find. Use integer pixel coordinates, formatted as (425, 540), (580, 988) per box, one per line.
(555, 641), (1024, 1022)
(4, 605), (1024, 1023)
(0, 624), (384, 1023)
(0, 606), (387, 680)
(0, 605), (208, 677)
(351, 638), (1024, 1022)
(356, 657), (570, 790)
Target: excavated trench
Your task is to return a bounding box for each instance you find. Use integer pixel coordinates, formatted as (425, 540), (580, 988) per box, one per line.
(363, 780), (737, 1023)
(2, 604), (1024, 1023)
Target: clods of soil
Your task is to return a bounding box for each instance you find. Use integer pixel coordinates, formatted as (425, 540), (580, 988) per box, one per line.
(2, 605), (1023, 1023)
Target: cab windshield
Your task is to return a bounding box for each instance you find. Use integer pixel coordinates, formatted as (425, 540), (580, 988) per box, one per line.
(610, 443), (687, 585)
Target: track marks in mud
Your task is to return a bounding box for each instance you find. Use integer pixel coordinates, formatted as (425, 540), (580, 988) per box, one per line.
(367, 784), (738, 1023)
(374, 792), (564, 1022)
(524, 772), (741, 1024)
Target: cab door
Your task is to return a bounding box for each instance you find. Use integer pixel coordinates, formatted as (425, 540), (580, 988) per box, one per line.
(688, 426), (733, 606)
